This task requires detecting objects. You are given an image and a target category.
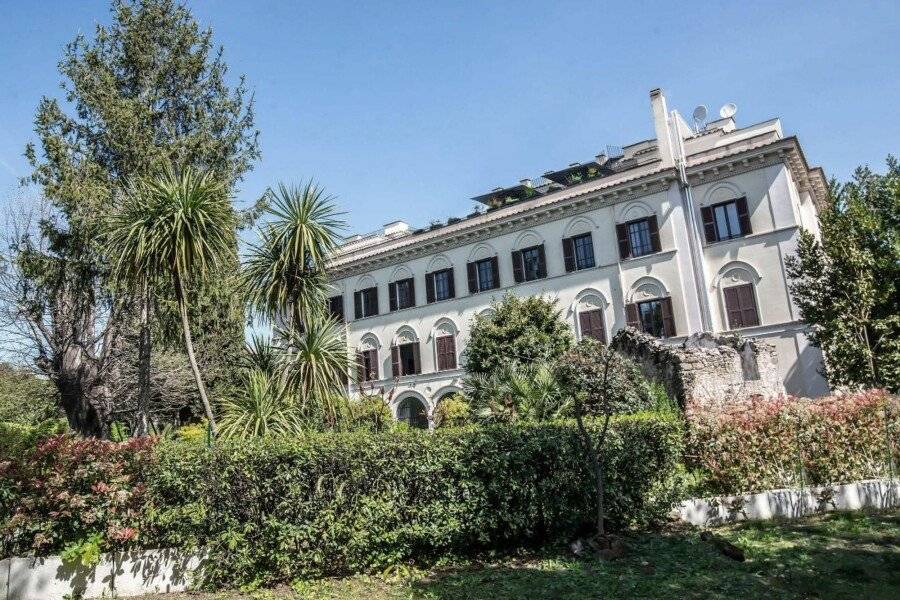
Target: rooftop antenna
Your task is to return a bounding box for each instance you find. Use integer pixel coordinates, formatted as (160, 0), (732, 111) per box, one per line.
(692, 105), (708, 133)
(719, 102), (737, 119)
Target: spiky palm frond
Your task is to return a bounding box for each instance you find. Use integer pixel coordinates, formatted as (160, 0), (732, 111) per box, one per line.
(243, 181), (346, 326)
(218, 368), (305, 439)
(278, 315), (349, 412)
(464, 362), (568, 423)
(244, 333), (280, 375)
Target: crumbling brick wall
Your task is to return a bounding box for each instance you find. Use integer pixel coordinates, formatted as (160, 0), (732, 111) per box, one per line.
(611, 328), (785, 411)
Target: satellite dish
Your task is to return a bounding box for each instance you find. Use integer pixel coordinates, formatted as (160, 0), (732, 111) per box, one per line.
(720, 103), (737, 119)
(692, 105), (708, 122)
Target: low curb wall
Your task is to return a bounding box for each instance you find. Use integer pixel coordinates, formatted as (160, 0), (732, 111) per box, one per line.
(678, 477), (900, 527)
(1, 548), (205, 600)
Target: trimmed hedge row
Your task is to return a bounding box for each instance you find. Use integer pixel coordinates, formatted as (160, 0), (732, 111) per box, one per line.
(1, 416), (682, 587)
(685, 390), (899, 495)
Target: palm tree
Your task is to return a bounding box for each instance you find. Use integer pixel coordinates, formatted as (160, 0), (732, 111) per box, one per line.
(218, 368), (305, 439)
(107, 165), (235, 435)
(277, 316), (350, 425)
(244, 181), (346, 329)
(465, 362), (569, 423)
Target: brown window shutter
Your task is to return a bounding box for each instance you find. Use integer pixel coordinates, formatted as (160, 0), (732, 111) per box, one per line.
(407, 278), (416, 308)
(648, 215), (661, 252)
(579, 309), (605, 342)
(467, 262), (477, 293)
(661, 297), (676, 337)
(446, 269), (455, 298)
(366, 349), (379, 380)
(425, 272), (435, 303)
(391, 346), (400, 377)
(738, 284), (760, 327)
(436, 337), (445, 370)
(369, 287), (379, 316)
(412, 342), (421, 374)
(355, 351), (365, 383)
(562, 237), (576, 272)
(511, 250), (524, 283)
(735, 197), (752, 235)
(490, 256), (500, 288)
(445, 336), (457, 369)
(354, 291), (363, 319)
(724, 286), (743, 329)
(616, 223), (631, 260)
(388, 282), (397, 311)
(625, 303), (640, 329)
(437, 336), (454, 371)
(701, 205), (717, 243)
(536, 244), (547, 278)
(578, 311), (592, 339)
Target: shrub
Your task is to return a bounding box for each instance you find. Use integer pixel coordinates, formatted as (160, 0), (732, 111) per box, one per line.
(465, 363), (569, 423)
(685, 390), (899, 495)
(347, 395), (394, 432)
(141, 417), (681, 587)
(0, 435), (156, 558)
(0, 419), (67, 461)
(432, 394), (470, 428)
(555, 339), (654, 415)
(464, 294), (574, 375)
(0, 363), (59, 426)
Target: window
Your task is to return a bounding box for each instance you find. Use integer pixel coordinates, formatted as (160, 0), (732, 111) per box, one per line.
(436, 335), (457, 370)
(397, 397), (429, 429)
(701, 198), (752, 243)
(723, 284), (760, 329)
(353, 287), (378, 319)
(389, 277), (415, 311)
(391, 342), (421, 377)
(356, 348), (378, 382)
(616, 216), (661, 259)
(467, 257), (500, 293)
(625, 297), (676, 338)
(426, 268), (455, 303)
(578, 309), (606, 342)
(512, 244), (547, 283)
(327, 295), (344, 321)
(563, 233), (595, 272)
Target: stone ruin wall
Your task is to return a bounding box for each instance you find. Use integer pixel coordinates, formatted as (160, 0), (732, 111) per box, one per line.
(611, 328), (785, 412)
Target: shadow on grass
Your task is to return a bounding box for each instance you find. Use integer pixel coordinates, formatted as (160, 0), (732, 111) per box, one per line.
(410, 514), (900, 600)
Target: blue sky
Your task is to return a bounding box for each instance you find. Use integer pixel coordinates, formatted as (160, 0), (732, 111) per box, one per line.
(1, 0), (898, 236)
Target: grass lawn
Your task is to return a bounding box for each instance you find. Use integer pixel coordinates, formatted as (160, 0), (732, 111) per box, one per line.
(137, 509), (900, 600)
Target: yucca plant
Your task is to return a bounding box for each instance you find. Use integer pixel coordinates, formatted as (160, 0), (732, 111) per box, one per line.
(107, 165), (235, 435)
(218, 368), (305, 439)
(244, 333), (280, 375)
(278, 316), (350, 419)
(244, 181), (346, 328)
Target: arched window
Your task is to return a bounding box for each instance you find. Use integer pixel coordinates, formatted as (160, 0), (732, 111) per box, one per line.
(574, 291), (607, 342)
(625, 278), (676, 338)
(433, 319), (458, 371)
(716, 262), (762, 330)
(397, 397), (429, 429)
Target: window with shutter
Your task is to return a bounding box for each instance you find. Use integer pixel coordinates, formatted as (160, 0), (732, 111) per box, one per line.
(633, 298), (675, 338)
(568, 233), (595, 270)
(390, 278), (415, 311)
(355, 287), (378, 318)
(328, 295), (344, 321)
(395, 342), (420, 376)
(704, 198), (750, 243)
(625, 303), (640, 328)
(466, 262), (477, 293)
(436, 335), (457, 370)
(624, 218), (654, 257)
(616, 223), (631, 259)
(562, 237), (576, 272)
(578, 309), (606, 342)
(723, 283), (760, 329)
(511, 250), (524, 283)
(471, 257), (498, 292)
(428, 268), (454, 302)
(357, 349), (378, 382)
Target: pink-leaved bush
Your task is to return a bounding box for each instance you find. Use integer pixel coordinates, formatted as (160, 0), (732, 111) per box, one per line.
(685, 389), (899, 494)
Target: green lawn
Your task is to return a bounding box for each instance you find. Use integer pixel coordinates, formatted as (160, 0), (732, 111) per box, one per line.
(138, 510), (900, 600)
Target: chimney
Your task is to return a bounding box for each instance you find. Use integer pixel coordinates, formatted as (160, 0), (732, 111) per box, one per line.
(383, 220), (410, 236)
(650, 88), (675, 168)
(520, 178), (532, 188)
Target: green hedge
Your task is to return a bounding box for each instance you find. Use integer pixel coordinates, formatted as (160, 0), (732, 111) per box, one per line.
(146, 416), (682, 586)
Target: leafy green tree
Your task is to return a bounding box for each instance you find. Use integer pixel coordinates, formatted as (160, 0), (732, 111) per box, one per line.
(0, 363), (60, 425)
(6, 0), (258, 436)
(218, 368), (304, 439)
(464, 294), (574, 375)
(556, 339), (654, 415)
(108, 166), (236, 434)
(786, 157), (900, 391)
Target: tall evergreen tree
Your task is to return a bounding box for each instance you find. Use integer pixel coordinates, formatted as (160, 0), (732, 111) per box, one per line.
(786, 156), (900, 391)
(9, 0), (259, 435)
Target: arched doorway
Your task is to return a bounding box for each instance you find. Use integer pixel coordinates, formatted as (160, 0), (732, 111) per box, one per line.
(397, 396), (429, 429)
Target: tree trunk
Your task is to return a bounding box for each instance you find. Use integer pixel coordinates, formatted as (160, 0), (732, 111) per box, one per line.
(134, 280), (151, 436)
(174, 271), (217, 435)
(574, 402), (607, 537)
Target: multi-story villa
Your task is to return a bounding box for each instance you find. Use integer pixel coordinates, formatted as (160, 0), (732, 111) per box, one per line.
(326, 89), (830, 427)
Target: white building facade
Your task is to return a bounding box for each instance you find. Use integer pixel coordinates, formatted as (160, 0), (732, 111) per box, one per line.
(326, 89), (831, 427)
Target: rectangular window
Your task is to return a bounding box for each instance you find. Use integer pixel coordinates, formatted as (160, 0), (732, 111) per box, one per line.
(432, 269), (453, 302)
(477, 259), (494, 291)
(327, 295), (344, 321)
(626, 297), (675, 338)
(359, 349), (378, 382)
(436, 335), (457, 371)
(393, 342), (421, 376)
(723, 284), (760, 329)
(521, 246), (543, 281)
(571, 233), (595, 270)
(389, 277), (415, 311)
(578, 309), (606, 342)
(627, 219), (654, 257)
(354, 287), (378, 319)
(702, 198), (752, 243)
